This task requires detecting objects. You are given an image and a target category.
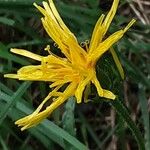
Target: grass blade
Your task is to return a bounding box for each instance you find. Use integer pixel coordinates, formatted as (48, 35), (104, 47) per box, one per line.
(120, 54), (150, 88)
(0, 81), (31, 125)
(0, 136), (9, 150)
(78, 111), (102, 149)
(138, 87), (150, 150)
(110, 99), (145, 150)
(0, 42), (30, 65)
(0, 86), (87, 150)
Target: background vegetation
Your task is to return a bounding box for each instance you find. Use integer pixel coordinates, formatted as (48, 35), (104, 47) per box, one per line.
(0, 0), (149, 149)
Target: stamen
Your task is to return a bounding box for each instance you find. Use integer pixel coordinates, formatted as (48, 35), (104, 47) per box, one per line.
(44, 45), (51, 54)
(80, 42), (85, 47)
(85, 40), (89, 51)
(85, 40), (89, 44)
(54, 42), (58, 48)
(80, 40), (89, 51)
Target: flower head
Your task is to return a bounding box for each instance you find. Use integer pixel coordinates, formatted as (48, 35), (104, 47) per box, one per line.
(4, 0), (135, 130)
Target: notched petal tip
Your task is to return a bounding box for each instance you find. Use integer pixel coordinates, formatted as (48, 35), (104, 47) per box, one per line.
(103, 89), (116, 100)
(15, 115), (36, 131)
(4, 74), (18, 79)
(10, 48), (24, 55)
(10, 48), (16, 53)
(20, 127), (26, 131)
(92, 77), (103, 97)
(33, 2), (38, 7)
(124, 19), (136, 32)
(10, 48), (43, 61)
(75, 94), (82, 104)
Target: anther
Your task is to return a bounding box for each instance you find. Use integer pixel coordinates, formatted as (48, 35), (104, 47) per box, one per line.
(44, 45), (51, 54)
(80, 42), (85, 47)
(54, 43), (58, 48)
(44, 45), (50, 51)
(80, 40), (89, 51)
(85, 40), (89, 44)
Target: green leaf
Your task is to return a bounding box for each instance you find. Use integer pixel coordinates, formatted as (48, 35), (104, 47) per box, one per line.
(0, 136), (9, 150)
(0, 82), (31, 125)
(26, 130), (54, 150)
(0, 0), (42, 6)
(110, 99), (145, 150)
(120, 54), (150, 88)
(78, 111), (102, 149)
(62, 97), (76, 137)
(138, 88), (150, 150)
(0, 17), (15, 26)
(0, 87), (87, 150)
(62, 97), (76, 150)
(7, 39), (51, 48)
(40, 120), (87, 150)
(0, 42), (30, 65)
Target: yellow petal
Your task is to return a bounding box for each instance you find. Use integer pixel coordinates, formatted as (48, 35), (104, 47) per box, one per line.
(103, 89), (116, 100)
(42, 1), (58, 23)
(50, 79), (71, 88)
(10, 48), (43, 61)
(41, 17), (71, 60)
(5, 66), (44, 81)
(4, 74), (19, 79)
(92, 76), (103, 97)
(89, 0), (119, 54)
(90, 18), (136, 63)
(15, 82), (77, 130)
(89, 14), (105, 53)
(34, 1), (78, 61)
(34, 3), (68, 44)
(75, 76), (92, 103)
(7, 65), (53, 81)
(16, 85), (63, 129)
(89, 30), (124, 62)
(34, 3), (46, 15)
(47, 55), (70, 67)
(102, 0), (119, 36)
(35, 0), (88, 65)
(92, 77), (116, 100)
(17, 65), (43, 80)
(48, 0), (76, 39)
(123, 19), (136, 32)
(93, 19), (136, 62)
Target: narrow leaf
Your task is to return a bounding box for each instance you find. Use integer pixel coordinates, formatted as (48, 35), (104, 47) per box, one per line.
(110, 99), (145, 150)
(138, 88), (150, 150)
(0, 82), (31, 124)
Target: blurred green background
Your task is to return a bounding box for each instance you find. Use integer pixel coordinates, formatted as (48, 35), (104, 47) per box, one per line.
(0, 0), (150, 149)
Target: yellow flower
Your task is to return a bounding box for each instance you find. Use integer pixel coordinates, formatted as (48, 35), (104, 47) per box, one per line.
(4, 0), (135, 131)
